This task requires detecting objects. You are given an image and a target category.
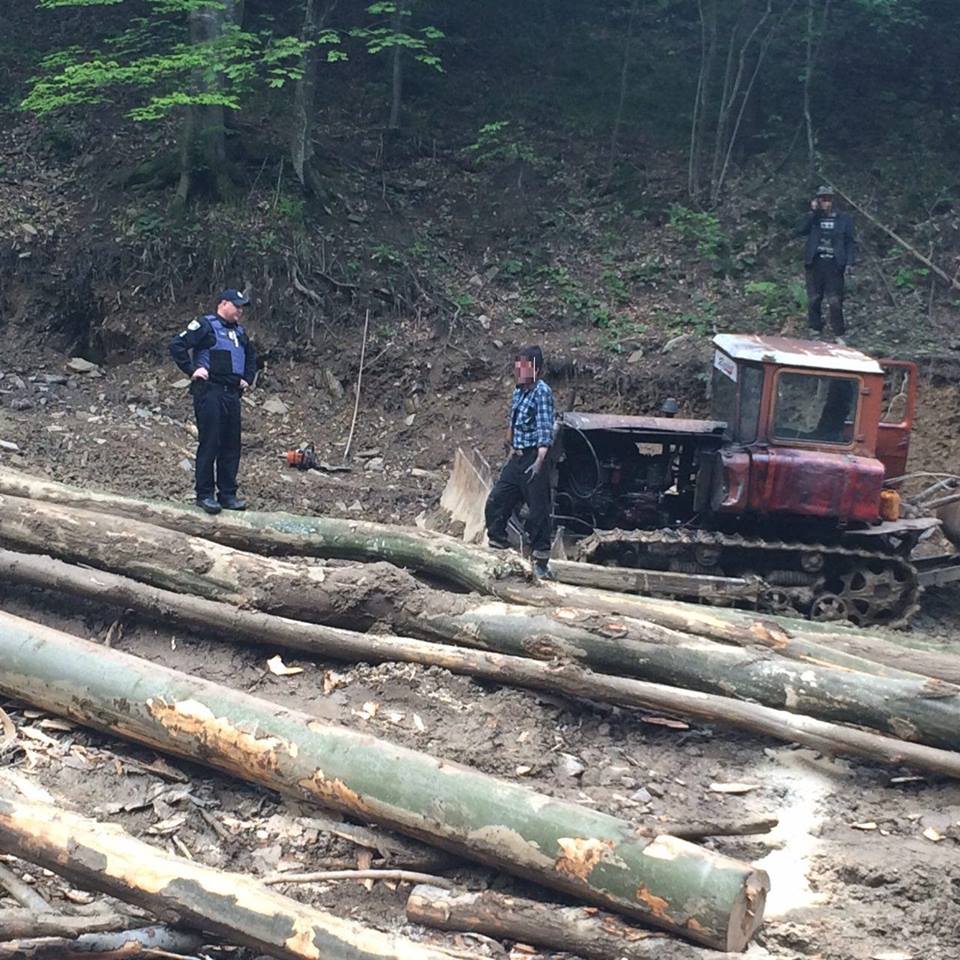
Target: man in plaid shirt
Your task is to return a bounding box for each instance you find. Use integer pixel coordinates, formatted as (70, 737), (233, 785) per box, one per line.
(484, 345), (556, 579)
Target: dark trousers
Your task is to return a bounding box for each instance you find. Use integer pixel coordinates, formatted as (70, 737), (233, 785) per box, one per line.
(805, 258), (846, 335)
(193, 383), (242, 499)
(484, 448), (552, 558)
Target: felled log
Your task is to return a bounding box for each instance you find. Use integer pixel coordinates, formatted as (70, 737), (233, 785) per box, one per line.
(524, 581), (960, 685)
(4, 468), (960, 685)
(0, 907), (133, 939)
(0, 612), (768, 952)
(1, 507), (958, 751)
(0, 925), (202, 960)
(0, 467), (522, 594)
(4, 551), (960, 776)
(0, 780), (468, 960)
(405, 885), (740, 960)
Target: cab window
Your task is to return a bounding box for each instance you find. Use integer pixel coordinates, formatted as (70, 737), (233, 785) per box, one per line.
(737, 365), (763, 444)
(772, 372), (858, 445)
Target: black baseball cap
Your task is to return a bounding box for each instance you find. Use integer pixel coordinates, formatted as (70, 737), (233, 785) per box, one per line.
(218, 288), (250, 306)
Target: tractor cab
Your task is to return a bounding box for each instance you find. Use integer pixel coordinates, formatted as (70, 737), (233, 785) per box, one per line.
(708, 335), (916, 526)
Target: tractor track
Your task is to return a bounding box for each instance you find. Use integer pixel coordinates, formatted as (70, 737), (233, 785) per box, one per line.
(575, 527), (921, 628)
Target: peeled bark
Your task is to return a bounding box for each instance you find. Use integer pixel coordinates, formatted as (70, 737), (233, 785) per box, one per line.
(0, 611), (768, 952)
(1, 498), (958, 750)
(406, 885), (740, 960)
(4, 550), (960, 779)
(0, 780), (465, 960)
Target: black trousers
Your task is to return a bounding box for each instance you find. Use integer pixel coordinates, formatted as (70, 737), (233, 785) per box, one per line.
(193, 383), (242, 499)
(805, 258), (846, 335)
(484, 448), (552, 558)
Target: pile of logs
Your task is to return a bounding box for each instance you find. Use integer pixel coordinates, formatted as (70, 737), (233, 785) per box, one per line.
(1, 467), (959, 958)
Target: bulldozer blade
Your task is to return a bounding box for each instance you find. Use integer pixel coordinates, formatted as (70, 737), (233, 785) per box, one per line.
(440, 447), (493, 543)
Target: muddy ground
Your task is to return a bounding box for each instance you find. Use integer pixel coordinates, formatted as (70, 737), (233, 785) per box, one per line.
(1, 327), (960, 960)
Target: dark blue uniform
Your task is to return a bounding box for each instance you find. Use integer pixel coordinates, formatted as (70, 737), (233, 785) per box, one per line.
(170, 314), (257, 502)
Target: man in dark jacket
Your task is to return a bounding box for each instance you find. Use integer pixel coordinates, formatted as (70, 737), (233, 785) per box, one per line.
(170, 288), (257, 514)
(798, 185), (856, 339)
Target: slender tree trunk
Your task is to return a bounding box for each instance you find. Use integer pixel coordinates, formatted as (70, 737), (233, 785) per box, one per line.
(714, 0), (793, 202)
(388, 3), (405, 130)
(689, 0), (718, 198)
(802, 0), (831, 179)
(0, 612), (769, 952)
(0, 778), (465, 960)
(606, 0), (639, 184)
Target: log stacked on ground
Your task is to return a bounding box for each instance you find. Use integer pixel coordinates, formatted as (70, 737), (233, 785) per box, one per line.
(0, 611), (768, 952)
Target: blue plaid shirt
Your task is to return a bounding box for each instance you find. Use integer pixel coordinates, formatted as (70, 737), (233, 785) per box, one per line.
(510, 379), (555, 449)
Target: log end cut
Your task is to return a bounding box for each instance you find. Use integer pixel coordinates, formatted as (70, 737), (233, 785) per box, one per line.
(724, 869), (769, 953)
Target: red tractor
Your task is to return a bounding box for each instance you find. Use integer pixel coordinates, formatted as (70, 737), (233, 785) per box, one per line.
(551, 334), (940, 626)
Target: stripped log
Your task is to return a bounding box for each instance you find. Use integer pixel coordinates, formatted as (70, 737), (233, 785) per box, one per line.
(0, 907), (133, 939)
(3, 551), (960, 777)
(405, 885), (741, 960)
(0, 926), (203, 959)
(0, 612), (768, 952)
(0, 516), (958, 750)
(0, 779), (469, 960)
(3, 468), (960, 685)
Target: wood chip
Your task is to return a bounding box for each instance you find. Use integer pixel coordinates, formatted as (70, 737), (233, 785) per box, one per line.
(641, 716), (690, 730)
(412, 713), (426, 732)
(851, 821), (878, 831)
(922, 827), (944, 842)
(515, 765), (532, 776)
(872, 952), (913, 960)
(267, 655), (303, 676)
(147, 813), (189, 836)
(708, 782), (758, 795)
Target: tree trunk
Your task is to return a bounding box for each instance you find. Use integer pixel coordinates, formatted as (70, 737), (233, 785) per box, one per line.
(2, 496), (958, 750)
(0, 467), (520, 594)
(388, 3), (404, 130)
(0, 779), (466, 960)
(0, 612), (768, 952)
(175, 0), (241, 204)
(0, 926), (202, 960)
(7, 550), (960, 777)
(290, 0), (339, 198)
(5, 467), (960, 687)
(605, 0), (639, 184)
(406, 885), (741, 960)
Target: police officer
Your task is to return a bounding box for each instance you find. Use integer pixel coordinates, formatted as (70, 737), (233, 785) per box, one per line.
(170, 288), (257, 514)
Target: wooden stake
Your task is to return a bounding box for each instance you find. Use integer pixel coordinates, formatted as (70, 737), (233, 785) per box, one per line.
(343, 308), (370, 463)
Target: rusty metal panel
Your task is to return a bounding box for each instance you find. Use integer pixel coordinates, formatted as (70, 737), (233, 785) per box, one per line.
(560, 412), (726, 435)
(713, 334), (883, 375)
(747, 447), (884, 522)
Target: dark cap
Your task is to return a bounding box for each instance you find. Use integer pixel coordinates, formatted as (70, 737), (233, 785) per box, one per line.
(815, 185), (834, 197)
(218, 288), (250, 307)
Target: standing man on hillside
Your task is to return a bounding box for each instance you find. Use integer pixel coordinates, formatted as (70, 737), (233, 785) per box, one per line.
(170, 288), (257, 515)
(798, 185), (857, 341)
(484, 345), (556, 580)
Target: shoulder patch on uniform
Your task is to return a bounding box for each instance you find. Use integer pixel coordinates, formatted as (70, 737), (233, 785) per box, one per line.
(187, 319), (202, 331)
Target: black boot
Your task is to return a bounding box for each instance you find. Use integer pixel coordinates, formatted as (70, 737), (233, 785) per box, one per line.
(196, 496), (222, 514)
(218, 494), (247, 511)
